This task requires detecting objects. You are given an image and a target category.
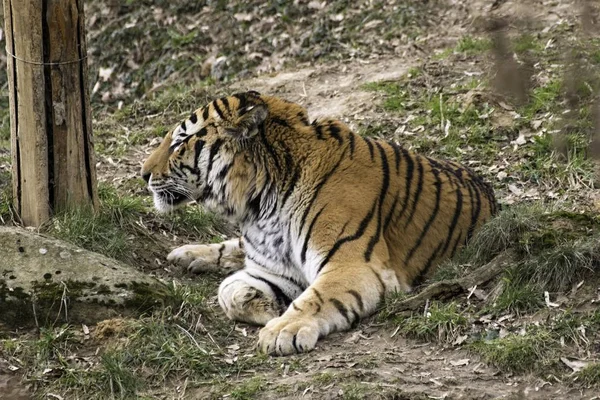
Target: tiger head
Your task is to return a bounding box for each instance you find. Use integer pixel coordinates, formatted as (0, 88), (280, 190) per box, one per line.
(141, 90), (308, 219)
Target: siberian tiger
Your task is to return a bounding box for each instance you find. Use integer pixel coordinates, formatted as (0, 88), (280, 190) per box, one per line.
(141, 90), (498, 355)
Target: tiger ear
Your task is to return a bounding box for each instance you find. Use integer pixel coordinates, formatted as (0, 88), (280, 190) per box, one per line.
(224, 104), (268, 139)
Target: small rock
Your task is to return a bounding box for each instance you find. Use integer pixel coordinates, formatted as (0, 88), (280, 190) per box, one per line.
(39, 248), (48, 255)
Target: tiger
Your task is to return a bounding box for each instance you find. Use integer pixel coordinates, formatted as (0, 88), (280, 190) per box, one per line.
(141, 90), (498, 356)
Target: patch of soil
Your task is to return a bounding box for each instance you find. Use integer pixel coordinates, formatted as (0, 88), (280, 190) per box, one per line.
(0, 374), (31, 400)
(232, 57), (412, 123)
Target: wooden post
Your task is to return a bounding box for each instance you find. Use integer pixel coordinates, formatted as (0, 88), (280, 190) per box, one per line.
(3, 0), (98, 227)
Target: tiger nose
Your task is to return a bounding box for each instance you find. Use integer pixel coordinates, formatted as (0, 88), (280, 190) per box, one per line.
(142, 172), (151, 183)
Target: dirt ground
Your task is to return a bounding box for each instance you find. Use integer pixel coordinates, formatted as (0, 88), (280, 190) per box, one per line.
(2, 0), (600, 399)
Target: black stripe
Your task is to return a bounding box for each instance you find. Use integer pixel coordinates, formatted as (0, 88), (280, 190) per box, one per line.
(348, 132), (356, 158)
(369, 266), (386, 294)
(315, 124), (325, 140)
(441, 179), (463, 256)
(212, 100), (225, 120)
(180, 121), (187, 131)
(466, 180), (482, 241)
(247, 192), (263, 219)
(206, 138), (224, 177)
(246, 273), (292, 307)
(292, 334), (300, 352)
(271, 117), (291, 128)
(364, 142), (390, 262)
(298, 151), (346, 234)
(281, 167), (301, 207)
(216, 244), (225, 267)
(217, 162), (233, 180)
(391, 142), (401, 173)
(189, 112), (198, 124)
(312, 288), (324, 304)
(412, 241), (443, 287)
(364, 137), (375, 160)
(404, 155), (424, 228)
(317, 201), (376, 273)
(450, 230), (464, 258)
(405, 166), (442, 264)
(383, 189), (401, 232)
(297, 111), (309, 125)
(464, 177), (475, 231)
(330, 298), (353, 326)
(283, 151), (294, 180)
(301, 205), (326, 264)
(173, 167), (186, 177)
(221, 97), (229, 111)
(242, 234), (257, 250)
(396, 147), (414, 222)
(233, 93), (248, 111)
(202, 107), (209, 120)
(350, 310), (361, 328)
(196, 127), (208, 137)
(328, 123), (343, 145)
(259, 123), (281, 170)
(347, 290), (364, 312)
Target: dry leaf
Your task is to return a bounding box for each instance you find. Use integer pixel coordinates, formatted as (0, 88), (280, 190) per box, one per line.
(561, 358), (590, 372)
(544, 291), (560, 308)
(450, 358), (470, 367)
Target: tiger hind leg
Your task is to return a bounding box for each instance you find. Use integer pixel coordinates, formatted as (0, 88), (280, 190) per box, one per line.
(218, 269), (304, 326)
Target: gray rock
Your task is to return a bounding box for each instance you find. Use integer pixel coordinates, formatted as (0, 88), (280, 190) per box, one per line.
(0, 226), (167, 329)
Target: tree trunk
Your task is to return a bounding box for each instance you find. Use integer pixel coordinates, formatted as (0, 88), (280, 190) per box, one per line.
(3, 0), (98, 227)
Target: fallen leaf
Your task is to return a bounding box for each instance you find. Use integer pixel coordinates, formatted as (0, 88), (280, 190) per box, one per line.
(508, 184), (523, 196)
(545, 291), (560, 308)
(98, 66), (114, 82)
(561, 357), (590, 372)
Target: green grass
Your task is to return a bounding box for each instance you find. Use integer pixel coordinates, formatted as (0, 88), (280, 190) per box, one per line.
(455, 36), (492, 54)
(393, 302), (468, 344)
(230, 377), (266, 400)
(364, 74), (498, 161)
(0, 171), (13, 224)
(362, 81), (408, 112)
(366, 45), (598, 187)
(0, 281), (265, 399)
(517, 235), (600, 291)
(489, 277), (543, 315)
(520, 79), (562, 120)
(44, 182), (224, 266)
(312, 372), (335, 386)
(575, 363), (600, 387)
(470, 328), (558, 374)
(46, 184), (146, 263)
(341, 383), (368, 400)
(432, 205), (600, 314)
(513, 33), (543, 54)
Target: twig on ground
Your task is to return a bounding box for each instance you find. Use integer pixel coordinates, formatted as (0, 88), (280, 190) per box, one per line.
(388, 249), (517, 315)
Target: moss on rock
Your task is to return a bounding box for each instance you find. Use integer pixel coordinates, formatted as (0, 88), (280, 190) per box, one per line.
(0, 226), (167, 329)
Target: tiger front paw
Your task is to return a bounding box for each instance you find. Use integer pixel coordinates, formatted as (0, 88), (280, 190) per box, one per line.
(167, 244), (224, 273)
(257, 316), (320, 356)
